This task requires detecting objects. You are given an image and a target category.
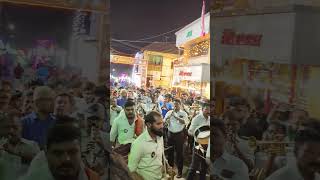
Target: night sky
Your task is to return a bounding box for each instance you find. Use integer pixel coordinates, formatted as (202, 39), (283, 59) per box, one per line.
(111, 0), (210, 55)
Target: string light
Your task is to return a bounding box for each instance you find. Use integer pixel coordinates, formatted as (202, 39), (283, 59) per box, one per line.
(188, 40), (209, 57)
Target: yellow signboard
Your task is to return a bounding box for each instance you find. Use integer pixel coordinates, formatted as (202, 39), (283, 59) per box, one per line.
(111, 55), (134, 65)
(1, 0), (108, 12)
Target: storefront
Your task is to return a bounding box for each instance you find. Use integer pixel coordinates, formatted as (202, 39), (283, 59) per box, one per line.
(175, 12), (210, 98)
(212, 6), (320, 117)
(172, 64), (210, 98)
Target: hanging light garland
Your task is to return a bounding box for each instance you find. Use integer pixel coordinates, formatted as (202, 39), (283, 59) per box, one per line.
(187, 40), (209, 57)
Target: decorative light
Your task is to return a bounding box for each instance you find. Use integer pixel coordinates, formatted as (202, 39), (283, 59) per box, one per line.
(186, 40), (209, 57)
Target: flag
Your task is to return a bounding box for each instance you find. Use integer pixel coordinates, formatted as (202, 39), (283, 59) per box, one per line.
(201, 0), (206, 37)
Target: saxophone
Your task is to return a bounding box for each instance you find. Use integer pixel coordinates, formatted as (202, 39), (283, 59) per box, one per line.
(85, 127), (97, 167)
(163, 151), (176, 180)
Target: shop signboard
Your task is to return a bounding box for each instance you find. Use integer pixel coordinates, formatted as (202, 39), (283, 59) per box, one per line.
(1, 0), (108, 12)
(173, 64), (210, 84)
(213, 7), (320, 65)
(213, 12), (295, 65)
(111, 55), (134, 65)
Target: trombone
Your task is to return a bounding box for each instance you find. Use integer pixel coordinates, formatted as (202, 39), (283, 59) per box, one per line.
(248, 136), (295, 155)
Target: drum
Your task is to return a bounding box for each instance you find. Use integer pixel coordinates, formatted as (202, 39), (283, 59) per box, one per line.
(194, 125), (210, 145)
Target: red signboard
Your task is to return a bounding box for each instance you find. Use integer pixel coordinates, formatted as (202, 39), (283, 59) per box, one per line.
(179, 71), (192, 76)
(221, 29), (263, 46)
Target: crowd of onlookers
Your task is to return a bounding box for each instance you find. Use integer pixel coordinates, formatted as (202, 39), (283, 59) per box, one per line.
(210, 96), (320, 180)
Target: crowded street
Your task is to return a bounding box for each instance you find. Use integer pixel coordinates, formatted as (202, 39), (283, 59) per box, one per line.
(1, 0), (320, 180)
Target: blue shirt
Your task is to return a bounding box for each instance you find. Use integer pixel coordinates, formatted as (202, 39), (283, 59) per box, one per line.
(117, 97), (127, 107)
(161, 102), (173, 118)
(21, 112), (56, 149)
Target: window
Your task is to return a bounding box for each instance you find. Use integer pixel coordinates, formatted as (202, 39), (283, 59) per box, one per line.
(148, 55), (163, 71)
(149, 55), (163, 65)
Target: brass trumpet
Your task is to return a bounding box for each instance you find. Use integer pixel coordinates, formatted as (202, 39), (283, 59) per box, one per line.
(248, 137), (294, 155)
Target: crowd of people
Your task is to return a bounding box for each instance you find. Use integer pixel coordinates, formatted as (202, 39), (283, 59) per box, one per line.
(110, 83), (211, 180)
(210, 96), (320, 180)
(0, 57), (214, 180)
(1, 62), (319, 180)
(0, 63), (120, 180)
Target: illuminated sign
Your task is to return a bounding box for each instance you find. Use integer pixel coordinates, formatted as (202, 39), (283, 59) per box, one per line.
(186, 31), (192, 38)
(1, 0), (108, 12)
(179, 71), (192, 76)
(111, 55), (134, 65)
(221, 29), (263, 46)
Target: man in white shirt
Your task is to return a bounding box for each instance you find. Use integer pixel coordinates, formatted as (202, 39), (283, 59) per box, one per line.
(128, 111), (165, 180)
(110, 101), (139, 146)
(211, 119), (250, 180)
(188, 105), (210, 137)
(110, 96), (122, 127)
(266, 120), (320, 180)
(0, 112), (40, 180)
(164, 98), (188, 178)
(186, 103), (210, 180)
(224, 109), (255, 170)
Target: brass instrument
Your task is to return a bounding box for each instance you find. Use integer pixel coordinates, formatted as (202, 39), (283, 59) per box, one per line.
(164, 111), (174, 128)
(136, 102), (146, 117)
(83, 127), (100, 167)
(163, 146), (176, 180)
(248, 136), (294, 155)
(190, 104), (201, 111)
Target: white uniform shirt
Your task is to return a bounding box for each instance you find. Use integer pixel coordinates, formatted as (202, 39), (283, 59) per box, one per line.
(110, 111), (136, 145)
(188, 112), (210, 136)
(110, 105), (122, 126)
(0, 138), (40, 180)
(157, 95), (164, 104)
(128, 130), (164, 180)
(211, 152), (250, 180)
(164, 110), (188, 133)
(226, 136), (255, 165)
(266, 158), (320, 180)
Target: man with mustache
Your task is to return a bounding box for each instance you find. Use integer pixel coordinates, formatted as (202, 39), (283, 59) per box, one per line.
(266, 120), (320, 180)
(128, 111), (165, 180)
(164, 98), (188, 178)
(110, 100), (141, 146)
(54, 93), (74, 117)
(0, 112), (40, 180)
(186, 102), (210, 180)
(20, 125), (100, 180)
(21, 86), (56, 149)
(210, 119), (250, 180)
